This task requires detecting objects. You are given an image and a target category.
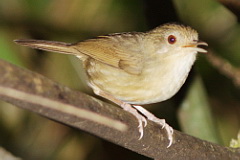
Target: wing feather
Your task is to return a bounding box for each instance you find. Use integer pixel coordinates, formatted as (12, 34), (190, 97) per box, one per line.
(74, 34), (144, 75)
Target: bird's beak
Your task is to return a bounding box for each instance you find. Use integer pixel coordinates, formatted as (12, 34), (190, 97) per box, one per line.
(182, 41), (208, 53)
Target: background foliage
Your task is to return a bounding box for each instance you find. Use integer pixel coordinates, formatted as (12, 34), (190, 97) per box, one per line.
(0, 0), (239, 159)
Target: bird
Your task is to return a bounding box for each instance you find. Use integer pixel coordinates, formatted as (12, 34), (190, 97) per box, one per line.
(14, 23), (208, 147)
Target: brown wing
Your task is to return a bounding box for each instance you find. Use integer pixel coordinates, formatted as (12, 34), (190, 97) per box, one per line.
(14, 33), (144, 75)
(74, 34), (144, 75)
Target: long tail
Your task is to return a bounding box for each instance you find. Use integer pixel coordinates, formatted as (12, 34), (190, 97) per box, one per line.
(14, 39), (79, 55)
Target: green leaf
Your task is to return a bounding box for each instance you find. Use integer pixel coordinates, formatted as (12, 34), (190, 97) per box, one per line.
(178, 76), (221, 144)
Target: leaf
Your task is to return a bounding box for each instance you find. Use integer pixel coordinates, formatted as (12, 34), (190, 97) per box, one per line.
(178, 75), (221, 144)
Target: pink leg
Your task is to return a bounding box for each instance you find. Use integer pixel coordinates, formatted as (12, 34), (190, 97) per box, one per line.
(92, 87), (173, 147)
(133, 105), (174, 148)
(93, 89), (147, 139)
(120, 102), (147, 139)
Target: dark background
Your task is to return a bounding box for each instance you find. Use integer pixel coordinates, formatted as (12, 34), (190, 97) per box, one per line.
(0, 0), (239, 159)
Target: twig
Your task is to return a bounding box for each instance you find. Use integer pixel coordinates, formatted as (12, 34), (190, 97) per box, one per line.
(206, 50), (240, 88)
(0, 59), (239, 160)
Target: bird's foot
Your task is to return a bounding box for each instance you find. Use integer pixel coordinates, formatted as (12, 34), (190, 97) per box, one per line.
(133, 105), (174, 148)
(121, 103), (147, 139)
(95, 89), (173, 146)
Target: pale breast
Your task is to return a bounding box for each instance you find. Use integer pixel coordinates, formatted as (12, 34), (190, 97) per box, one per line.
(85, 52), (196, 105)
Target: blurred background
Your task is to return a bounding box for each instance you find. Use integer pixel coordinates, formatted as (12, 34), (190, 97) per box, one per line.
(0, 0), (239, 159)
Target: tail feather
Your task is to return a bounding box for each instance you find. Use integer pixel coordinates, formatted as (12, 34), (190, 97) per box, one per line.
(14, 39), (79, 55)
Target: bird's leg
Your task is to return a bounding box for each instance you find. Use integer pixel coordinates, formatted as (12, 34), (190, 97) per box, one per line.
(133, 105), (174, 148)
(120, 102), (147, 139)
(93, 88), (147, 139)
(92, 88), (173, 147)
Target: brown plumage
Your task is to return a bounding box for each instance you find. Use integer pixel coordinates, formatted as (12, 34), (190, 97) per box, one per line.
(14, 23), (208, 147)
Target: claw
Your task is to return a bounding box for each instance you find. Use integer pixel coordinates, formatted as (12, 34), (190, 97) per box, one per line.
(138, 120), (144, 140)
(121, 103), (147, 140)
(121, 103), (174, 147)
(132, 105), (148, 127)
(165, 124), (174, 148)
(143, 118), (147, 127)
(167, 141), (172, 148)
(133, 105), (174, 148)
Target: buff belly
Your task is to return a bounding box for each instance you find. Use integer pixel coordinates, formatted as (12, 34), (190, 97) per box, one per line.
(85, 53), (195, 105)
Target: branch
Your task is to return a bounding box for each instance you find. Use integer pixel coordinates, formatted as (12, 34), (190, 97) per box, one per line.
(206, 50), (240, 88)
(0, 59), (239, 160)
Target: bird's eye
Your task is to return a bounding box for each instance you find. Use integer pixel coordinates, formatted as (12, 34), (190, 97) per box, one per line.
(168, 35), (176, 44)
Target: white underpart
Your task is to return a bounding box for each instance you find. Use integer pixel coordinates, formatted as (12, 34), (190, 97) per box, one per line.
(124, 49), (197, 104)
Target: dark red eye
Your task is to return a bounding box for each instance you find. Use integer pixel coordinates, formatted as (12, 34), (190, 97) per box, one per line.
(168, 35), (176, 44)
